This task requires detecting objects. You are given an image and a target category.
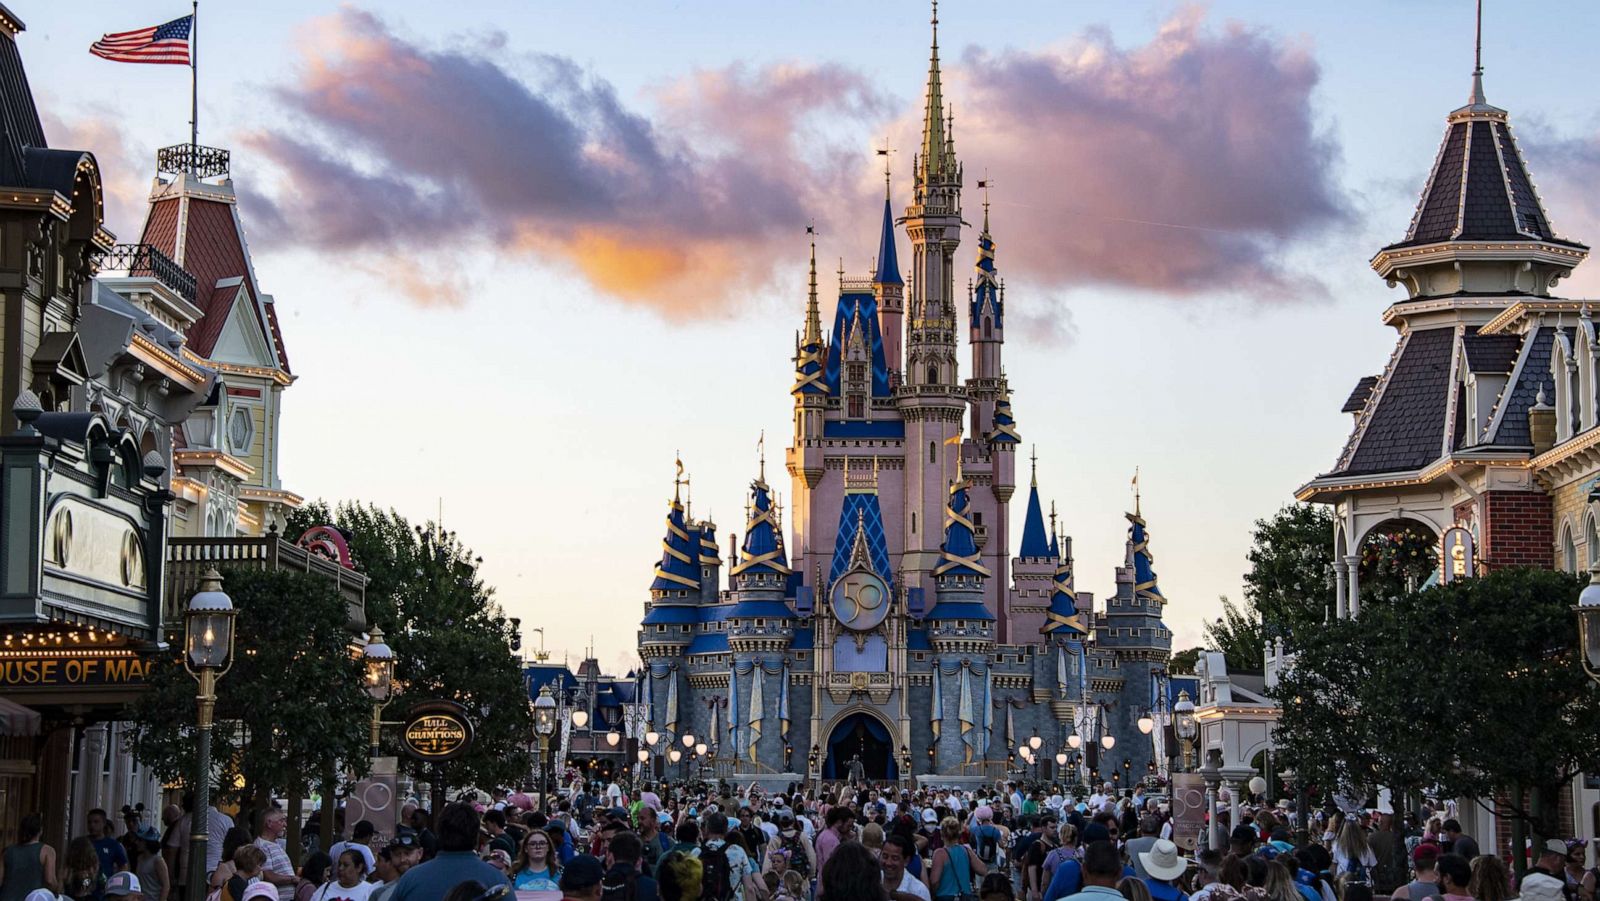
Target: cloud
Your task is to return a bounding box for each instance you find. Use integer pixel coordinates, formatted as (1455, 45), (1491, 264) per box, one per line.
(41, 109), (150, 243)
(243, 5), (1347, 315)
(1526, 127), (1600, 296)
(949, 6), (1349, 297)
(1009, 302), (1079, 348)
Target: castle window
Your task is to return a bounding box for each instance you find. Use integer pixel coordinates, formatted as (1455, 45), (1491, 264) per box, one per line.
(911, 512), (917, 534)
(927, 364), (938, 384)
(657, 625), (666, 633)
(973, 512), (983, 528)
(929, 442), (936, 463)
(984, 319), (992, 338)
(848, 395), (864, 418)
(1564, 524), (1579, 573)
(756, 619), (766, 627)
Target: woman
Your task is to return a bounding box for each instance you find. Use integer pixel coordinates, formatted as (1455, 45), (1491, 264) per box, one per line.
(1259, 862), (1300, 901)
(1465, 855), (1509, 901)
(58, 837), (102, 901)
(1041, 825), (1078, 886)
(861, 825), (885, 862)
(209, 826), (256, 893)
(0, 814), (57, 901)
(132, 825), (169, 901)
(1332, 821), (1376, 884)
(222, 846), (268, 901)
(818, 842), (883, 901)
(310, 850), (373, 901)
(293, 852), (331, 901)
(930, 817), (988, 901)
(512, 828), (560, 891)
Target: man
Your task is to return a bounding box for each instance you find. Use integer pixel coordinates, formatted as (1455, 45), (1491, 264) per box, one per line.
(328, 821), (378, 875)
(1187, 850), (1224, 901)
(1521, 839), (1571, 901)
(369, 831), (421, 901)
(390, 802), (511, 900)
(1390, 844), (1443, 901)
(1021, 817), (1058, 901)
(1124, 817), (1161, 880)
(103, 871), (141, 899)
(1367, 813), (1405, 896)
(656, 820), (700, 880)
(1044, 825), (1118, 901)
(971, 808), (1003, 871)
(1228, 825), (1257, 858)
(83, 809), (129, 885)
(814, 807), (855, 876)
(559, 854), (607, 901)
(165, 792), (233, 897)
(252, 808), (298, 901)
(698, 812), (758, 901)
(484, 810), (517, 858)
(1056, 841), (1123, 901)
(602, 832), (660, 901)
(772, 813), (815, 882)
(1441, 820), (1479, 862)
(405, 808), (437, 861)
(882, 834), (931, 901)
(1136, 839), (1187, 901)
(636, 807), (672, 874)
(736, 809), (767, 861)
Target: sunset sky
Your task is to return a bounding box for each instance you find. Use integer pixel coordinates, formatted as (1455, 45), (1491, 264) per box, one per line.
(25, 1), (1600, 672)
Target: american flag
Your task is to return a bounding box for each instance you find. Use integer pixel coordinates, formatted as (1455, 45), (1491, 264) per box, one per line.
(89, 15), (193, 65)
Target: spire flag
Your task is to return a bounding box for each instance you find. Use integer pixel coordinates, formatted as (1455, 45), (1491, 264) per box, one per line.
(747, 669), (763, 763)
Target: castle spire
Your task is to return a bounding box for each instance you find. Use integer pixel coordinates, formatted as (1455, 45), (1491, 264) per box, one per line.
(650, 461), (701, 592)
(935, 476), (989, 578)
(1126, 494), (1164, 605)
(792, 231), (827, 397)
(875, 162), (903, 286)
(919, 0), (948, 185)
(1018, 447), (1049, 558)
(731, 464), (791, 578)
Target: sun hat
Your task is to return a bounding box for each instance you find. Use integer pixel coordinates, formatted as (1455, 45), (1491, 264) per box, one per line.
(1139, 839), (1188, 882)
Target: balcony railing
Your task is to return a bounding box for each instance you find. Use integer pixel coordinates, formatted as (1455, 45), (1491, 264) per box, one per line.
(97, 243), (197, 306)
(166, 532), (368, 631)
(157, 143), (231, 179)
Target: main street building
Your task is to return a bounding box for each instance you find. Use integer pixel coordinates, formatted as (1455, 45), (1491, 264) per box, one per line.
(638, 10), (1177, 785)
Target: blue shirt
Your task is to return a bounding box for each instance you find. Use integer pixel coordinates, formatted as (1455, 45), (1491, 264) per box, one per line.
(92, 837), (128, 880)
(1045, 863), (1135, 901)
(391, 850), (512, 901)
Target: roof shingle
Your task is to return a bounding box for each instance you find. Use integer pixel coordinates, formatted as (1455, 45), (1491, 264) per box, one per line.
(1343, 328), (1455, 476)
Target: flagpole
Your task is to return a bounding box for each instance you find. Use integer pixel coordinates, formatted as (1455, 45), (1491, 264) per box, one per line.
(189, 0), (198, 158)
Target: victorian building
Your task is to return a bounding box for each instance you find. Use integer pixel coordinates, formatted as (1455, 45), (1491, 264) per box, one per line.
(637, 9), (1177, 785)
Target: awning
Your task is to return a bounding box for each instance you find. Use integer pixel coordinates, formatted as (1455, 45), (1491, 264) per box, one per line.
(0, 696), (40, 736)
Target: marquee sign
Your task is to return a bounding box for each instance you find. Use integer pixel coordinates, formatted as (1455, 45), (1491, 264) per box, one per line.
(1441, 526), (1475, 584)
(0, 652), (151, 689)
(400, 700), (474, 762)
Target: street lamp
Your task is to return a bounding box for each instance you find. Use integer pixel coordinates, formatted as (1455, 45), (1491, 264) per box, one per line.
(899, 745), (912, 784)
(1028, 735), (1042, 751)
(682, 733), (696, 748)
(572, 709), (589, 729)
(1137, 712), (1154, 735)
(1055, 751), (1068, 766)
(645, 730), (661, 747)
(362, 626), (396, 758)
(668, 747), (683, 779)
(533, 685), (557, 804)
(1100, 733), (1115, 750)
(183, 569), (236, 897)
(1066, 732), (1081, 750)
(607, 731), (621, 747)
(1173, 690), (1197, 772)
(1576, 566), (1600, 682)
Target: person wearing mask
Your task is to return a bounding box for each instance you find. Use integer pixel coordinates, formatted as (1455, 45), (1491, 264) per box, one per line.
(390, 803), (511, 901)
(1390, 845), (1443, 901)
(1057, 842), (1123, 901)
(883, 835), (931, 901)
(1136, 841), (1186, 901)
(602, 833), (660, 901)
(0, 813), (58, 900)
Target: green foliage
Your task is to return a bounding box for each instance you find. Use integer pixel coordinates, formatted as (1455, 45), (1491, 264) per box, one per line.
(1243, 504), (1335, 640)
(1270, 567), (1599, 841)
(1203, 596), (1265, 673)
(290, 501), (533, 792)
(126, 568), (371, 800)
(1357, 522), (1440, 605)
(1169, 647), (1202, 675)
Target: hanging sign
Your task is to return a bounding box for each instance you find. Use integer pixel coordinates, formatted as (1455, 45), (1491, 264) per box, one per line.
(1441, 527), (1475, 584)
(400, 700), (474, 762)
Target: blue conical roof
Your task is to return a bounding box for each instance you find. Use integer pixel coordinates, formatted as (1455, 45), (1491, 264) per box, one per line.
(970, 213), (1002, 326)
(650, 496), (701, 592)
(1128, 511), (1164, 602)
(732, 479), (791, 577)
(875, 194), (902, 286)
(935, 481), (989, 578)
(1019, 482), (1049, 557)
(1042, 536), (1085, 635)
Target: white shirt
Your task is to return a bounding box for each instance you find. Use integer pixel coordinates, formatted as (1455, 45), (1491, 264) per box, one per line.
(312, 880), (375, 901)
(168, 806), (235, 875)
(892, 870), (932, 901)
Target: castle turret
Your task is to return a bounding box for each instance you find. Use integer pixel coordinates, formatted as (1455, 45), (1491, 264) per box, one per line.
(641, 468), (700, 659)
(969, 191), (1006, 425)
(875, 181), (906, 379)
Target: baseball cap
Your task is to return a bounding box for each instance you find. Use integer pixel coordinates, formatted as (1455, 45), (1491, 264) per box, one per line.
(391, 828), (420, 848)
(1542, 838), (1569, 857)
(105, 872), (142, 897)
(560, 854), (607, 891)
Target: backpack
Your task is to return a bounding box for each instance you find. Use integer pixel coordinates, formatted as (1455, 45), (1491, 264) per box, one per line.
(975, 826), (998, 866)
(603, 867), (640, 901)
(780, 832), (811, 878)
(700, 843), (735, 901)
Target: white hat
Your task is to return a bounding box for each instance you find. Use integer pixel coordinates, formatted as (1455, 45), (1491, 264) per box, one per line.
(105, 872), (142, 897)
(1139, 839), (1188, 882)
(25, 891), (57, 901)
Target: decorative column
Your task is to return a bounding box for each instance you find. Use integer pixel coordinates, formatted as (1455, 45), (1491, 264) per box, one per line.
(1334, 562), (1348, 619)
(1345, 555), (1361, 618)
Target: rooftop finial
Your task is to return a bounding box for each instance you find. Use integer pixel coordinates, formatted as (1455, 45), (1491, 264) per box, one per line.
(1470, 0), (1487, 106)
(978, 174), (993, 234)
(674, 452), (685, 505)
(920, 0), (948, 185)
(1132, 466), (1142, 517)
(877, 141), (895, 198)
(1030, 444), (1038, 487)
(758, 430), (766, 483)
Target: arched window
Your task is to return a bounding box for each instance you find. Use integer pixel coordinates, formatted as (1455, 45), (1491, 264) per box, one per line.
(926, 364), (938, 385)
(1564, 524), (1579, 573)
(929, 442), (936, 463)
(911, 512), (917, 534)
(983, 318), (992, 338)
(1588, 514), (1600, 570)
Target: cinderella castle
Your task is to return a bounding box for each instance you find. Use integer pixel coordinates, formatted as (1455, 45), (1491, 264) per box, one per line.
(637, 7), (1174, 785)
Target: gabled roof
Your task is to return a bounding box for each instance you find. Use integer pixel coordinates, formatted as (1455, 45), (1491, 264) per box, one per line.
(1483, 325), (1555, 448)
(1339, 328), (1456, 476)
(829, 491), (892, 586)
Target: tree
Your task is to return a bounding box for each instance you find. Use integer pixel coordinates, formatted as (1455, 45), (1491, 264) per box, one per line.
(1270, 567), (1600, 862)
(127, 568), (371, 806)
(1203, 596), (1265, 673)
(1169, 648), (1202, 675)
(290, 501), (533, 794)
(1243, 504), (1335, 640)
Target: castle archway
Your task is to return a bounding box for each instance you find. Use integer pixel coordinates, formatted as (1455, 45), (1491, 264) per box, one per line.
(823, 709), (898, 782)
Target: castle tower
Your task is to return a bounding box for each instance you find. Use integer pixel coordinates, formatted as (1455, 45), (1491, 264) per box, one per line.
(726, 463), (795, 765)
(1009, 451), (1054, 637)
(926, 475), (994, 771)
(899, 3), (967, 602)
(875, 180), (906, 379)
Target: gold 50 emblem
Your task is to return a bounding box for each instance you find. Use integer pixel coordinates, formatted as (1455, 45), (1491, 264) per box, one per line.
(831, 571), (890, 632)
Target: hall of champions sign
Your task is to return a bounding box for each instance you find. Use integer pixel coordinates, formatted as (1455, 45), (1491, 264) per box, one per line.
(400, 700), (475, 762)
(0, 653), (151, 688)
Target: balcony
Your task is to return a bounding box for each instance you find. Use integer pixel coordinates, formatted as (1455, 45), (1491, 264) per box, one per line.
(157, 143), (231, 179)
(165, 532), (367, 631)
(96, 243), (197, 306)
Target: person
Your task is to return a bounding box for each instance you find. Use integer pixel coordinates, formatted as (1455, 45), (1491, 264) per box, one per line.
(222, 846), (268, 901)
(1041, 826), (1077, 889)
(557, 855), (606, 901)
(1440, 824), (1478, 864)
(1391, 845), (1443, 901)
(1432, 855), (1472, 901)
(482, 812), (517, 860)
(970, 810), (1001, 873)
(1331, 822), (1374, 885)
(0, 813), (58, 901)
(1516, 843), (1564, 901)
(254, 809), (297, 901)
(656, 852), (702, 901)
(1125, 820), (1162, 882)
(930, 817), (988, 901)
(166, 793), (234, 894)
(391, 802), (511, 901)
(210, 828), (256, 895)
(602, 833), (659, 901)
(882, 835), (930, 901)
(103, 872), (141, 900)
(128, 825), (167, 901)
(1116, 879), (1151, 901)
(438, 882), (504, 901)
(293, 853), (332, 901)
(773, 817), (816, 882)
(817, 809), (858, 879)
(1021, 820), (1057, 901)
(738, 811), (768, 862)
(656, 821), (700, 882)
(328, 823), (378, 877)
(369, 832), (422, 901)
(513, 827), (562, 891)
(699, 812), (758, 901)
(637, 809), (672, 874)
(1055, 842), (1121, 901)
(980, 872), (1014, 901)
(1136, 840), (1186, 901)
(60, 837), (104, 901)
(818, 842), (883, 901)
(84, 810), (130, 886)
(1256, 863), (1298, 901)
(1368, 814), (1404, 896)
(862, 826), (886, 863)
(309, 850), (373, 901)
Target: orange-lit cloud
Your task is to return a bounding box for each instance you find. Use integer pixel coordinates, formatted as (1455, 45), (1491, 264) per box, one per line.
(41, 109), (150, 242)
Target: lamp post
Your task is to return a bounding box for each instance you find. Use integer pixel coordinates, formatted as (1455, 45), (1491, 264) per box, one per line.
(899, 745), (912, 786)
(668, 747), (683, 780)
(809, 744), (820, 792)
(362, 626), (396, 759)
(1575, 565), (1600, 683)
(533, 685), (557, 805)
(183, 569), (236, 897)
(1173, 691), (1197, 772)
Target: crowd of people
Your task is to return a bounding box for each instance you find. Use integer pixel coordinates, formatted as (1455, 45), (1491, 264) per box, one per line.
(1, 779), (1596, 901)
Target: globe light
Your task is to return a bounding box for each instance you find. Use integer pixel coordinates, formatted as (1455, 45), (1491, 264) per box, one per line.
(669, 748), (682, 763)
(1055, 752), (1068, 766)
(1028, 735), (1042, 750)
(683, 733), (696, 748)
(637, 749), (650, 763)
(645, 731), (661, 746)
(1066, 733), (1081, 750)
(1101, 734), (1116, 750)
(695, 742), (708, 757)
(571, 710), (589, 728)
(1173, 691), (1197, 742)
(1137, 714), (1154, 735)
(607, 731), (621, 747)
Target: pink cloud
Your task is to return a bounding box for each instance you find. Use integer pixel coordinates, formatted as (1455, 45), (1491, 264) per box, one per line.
(41, 109), (150, 244)
(1527, 129), (1600, 296)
